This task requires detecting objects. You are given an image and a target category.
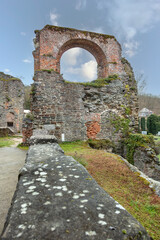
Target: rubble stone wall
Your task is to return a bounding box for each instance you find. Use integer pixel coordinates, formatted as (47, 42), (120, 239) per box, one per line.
(24, 25), (139, 143)
(0, 72), (24, 133)
(31, 67), (138, 142)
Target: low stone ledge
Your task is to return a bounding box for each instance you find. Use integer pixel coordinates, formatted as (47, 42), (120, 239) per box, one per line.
(29, 129), (58, 145)
(30, 135), (58, 145)
(1, 143), (151, 240)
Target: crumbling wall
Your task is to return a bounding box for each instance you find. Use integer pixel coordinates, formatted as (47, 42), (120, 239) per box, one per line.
(22, 25), (139, 143)
(33, 25), (124, 78)
(0, 72), (24, 133)
(30, 66), (138, 142)
(1, 132), (151, 240)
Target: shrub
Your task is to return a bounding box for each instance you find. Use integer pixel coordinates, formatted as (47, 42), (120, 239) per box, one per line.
(87, 139), (115, 150)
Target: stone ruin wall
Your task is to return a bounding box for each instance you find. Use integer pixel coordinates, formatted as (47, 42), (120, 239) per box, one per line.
(31, 68), (138, 142)
(0, 72), (24, 133)
(24, 25), (139, 143)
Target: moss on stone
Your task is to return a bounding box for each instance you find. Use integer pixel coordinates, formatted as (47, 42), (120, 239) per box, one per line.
(124, 134), (155, 165)
(65, 74), (119, 88)
(0, 77), (21, 82)
(87, 139), (115, 150)
(42, 25), (116, 40)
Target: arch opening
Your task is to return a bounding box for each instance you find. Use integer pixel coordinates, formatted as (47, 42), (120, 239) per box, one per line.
(56, 39), (107, 79)
(61, 47), (98, 83)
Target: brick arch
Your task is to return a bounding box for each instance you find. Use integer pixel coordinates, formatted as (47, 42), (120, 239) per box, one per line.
(56, 39), (107, 79)
(33, 25), (123, 77)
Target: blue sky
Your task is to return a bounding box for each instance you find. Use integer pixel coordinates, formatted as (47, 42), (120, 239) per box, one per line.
(0, 0), (160, 95)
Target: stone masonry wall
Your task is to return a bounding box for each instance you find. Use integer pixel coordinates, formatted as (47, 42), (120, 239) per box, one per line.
(26, 25), (139, 143)
(0, 72), (24, 133)
(31, 63), (138, 142)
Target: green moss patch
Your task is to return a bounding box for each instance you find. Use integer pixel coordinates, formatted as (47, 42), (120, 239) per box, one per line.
(124, 134), (154, 164)
(0, 77), (21, 82)
(87, 139), (115, 150)
(65, 74), (119, 88)
(43, 25), (116, 40)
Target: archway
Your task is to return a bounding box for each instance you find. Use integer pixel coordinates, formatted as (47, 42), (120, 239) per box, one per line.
(56, 39), (107, 79)
(60, 47), (98, 82)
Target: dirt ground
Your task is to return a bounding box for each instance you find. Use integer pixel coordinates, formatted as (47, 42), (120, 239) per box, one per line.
(0, 138), (26, 234)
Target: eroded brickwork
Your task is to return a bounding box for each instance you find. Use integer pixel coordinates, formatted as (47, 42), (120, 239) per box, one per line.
(33, 25), (124, 78)
(26, 25), (139, 142)
(0, 72), (24, 133)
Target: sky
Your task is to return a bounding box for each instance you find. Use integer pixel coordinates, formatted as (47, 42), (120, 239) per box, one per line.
(0, 0), (160, 95)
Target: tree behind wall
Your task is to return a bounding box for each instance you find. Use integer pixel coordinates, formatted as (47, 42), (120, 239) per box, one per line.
(147, 114), (158, 135)
(141, 117), (146, 131)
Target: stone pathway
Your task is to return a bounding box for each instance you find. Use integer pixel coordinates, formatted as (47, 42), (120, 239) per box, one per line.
(0, 138), (26, 234)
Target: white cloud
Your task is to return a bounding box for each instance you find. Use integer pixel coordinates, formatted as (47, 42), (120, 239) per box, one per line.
(20, 32), (26, 36)
(76, 0), (87, 10)
(96, 0), (160, 57)
(81, 60), (97, 80)
(62, 48), (82, 66)
(4, 68), (10, 73)
(66, 60), (97, 81)
(50, 10), (59, 25)
(23, 59), (32, 63)
(123, 41), (139, 57)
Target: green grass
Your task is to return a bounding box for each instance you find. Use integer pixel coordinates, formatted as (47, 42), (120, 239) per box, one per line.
(64, 74), (119, 88)
(17, 143), (29, 150)
(0, 137), (14, 147)
(60, 141), (160, 240)
(154, 136), (160, 142)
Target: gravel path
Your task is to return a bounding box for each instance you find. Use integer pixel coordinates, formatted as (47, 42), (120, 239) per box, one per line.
(0, 138), (26, 234)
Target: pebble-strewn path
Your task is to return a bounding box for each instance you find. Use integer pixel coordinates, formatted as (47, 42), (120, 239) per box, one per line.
(0, 139), (26, 234)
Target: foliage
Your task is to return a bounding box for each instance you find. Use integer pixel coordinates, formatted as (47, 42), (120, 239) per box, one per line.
(0, 77), (21, 82)
(24, 85), (31, 110)
(60, 141), (160, 239)
(6, 95), (11, 102)
(110, 115), (131, 137)
(87, 139), (115, 150)
(25, 113), (34, 121)
(65, 74), (118, 88)
(141, 117), (146, 131)
(147, 114), (160, 135)
(0, 137), (14, 147)
(124, 134), (154, 164)
(17, 143), (29, 150)
(138, 94), (160, 115)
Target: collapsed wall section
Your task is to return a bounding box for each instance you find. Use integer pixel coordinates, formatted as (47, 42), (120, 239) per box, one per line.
(0, 72), (24, 133)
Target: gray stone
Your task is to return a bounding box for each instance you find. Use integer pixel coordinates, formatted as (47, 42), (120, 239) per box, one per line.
(134, 147), (160, 181)
(1, 142), (151, 239)
(0, 72), (24, 133)
(30, 130), (58, 145)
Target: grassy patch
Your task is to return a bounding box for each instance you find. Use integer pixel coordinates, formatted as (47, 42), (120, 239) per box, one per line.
(65, 74), (119, 88)
(0, 137), (14, 147)
(60, 141), (160, 240)
(17, 143), (29, 150)
(154, 136), (160, 142)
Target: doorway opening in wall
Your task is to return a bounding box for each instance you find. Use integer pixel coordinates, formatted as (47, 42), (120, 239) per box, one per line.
(60, 47), (97, 83)
(7, 122), (13, 127)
